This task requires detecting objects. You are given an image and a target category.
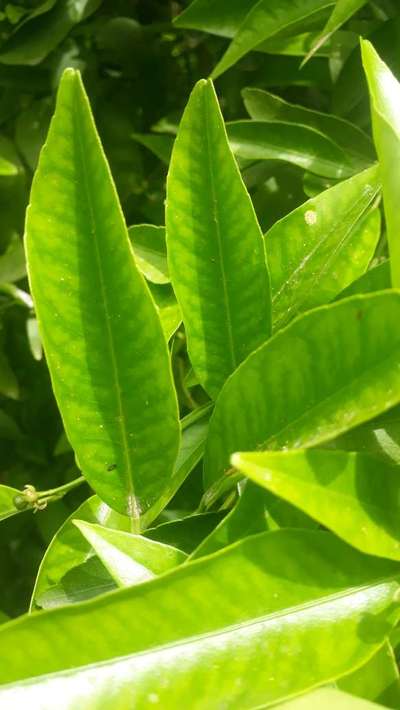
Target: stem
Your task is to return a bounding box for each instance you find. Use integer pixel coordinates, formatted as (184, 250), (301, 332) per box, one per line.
(37, 475), (86, 501)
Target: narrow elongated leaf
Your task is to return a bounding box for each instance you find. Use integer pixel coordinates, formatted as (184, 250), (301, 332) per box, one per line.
(74, 520), (187, 587)
(362, 40), (400, 287)
(232, 448), (400, 560)
(277, 688), (387, 708)
(242, 87), (374, 167)
(266, 166), (381, 329)
(25, 69), (180, 520)
(166, 79), (271, 398)
(128, 224), (169, 284)
(0, 485), (21, 522)
(339, 641), (400, 708)
(173, 0), (259, 38)
(211, 0), (335, 79)
(227, 121), (355, 179)
(204, 293), (400, 487)
(304, 0), (368, 64)
(1, 530), (400, 709)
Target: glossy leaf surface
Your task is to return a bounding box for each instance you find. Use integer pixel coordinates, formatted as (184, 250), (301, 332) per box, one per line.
(233, 448), (400, 560)
(211, 0), (335, 78)
(227, 121), (355, 179)
(74, 520), (186, 587)
(362, 40), (400, 287)
(1, 530), (400, 708)
(25, 69), (180, 519)
(242, 87), (374, 168)
(266, 166), (380, 329)
(205, 293), (400, 487)
(166, 79), (271, 398)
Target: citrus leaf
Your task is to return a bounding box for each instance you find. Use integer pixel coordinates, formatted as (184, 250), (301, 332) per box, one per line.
(73, 520), (186, 587)
(266, 165), (381, 329)
(166, 79), (271, 398)
(242, 87), (375, 168)
(204, 293), (400, 488)
(25, 68), (180, 521)
(211, 0), (335, 79)
(227, 120), (356, 179)
(232, 448), (400, 560)
(362, 40), (400, 287)
(1, 530), (400, 708)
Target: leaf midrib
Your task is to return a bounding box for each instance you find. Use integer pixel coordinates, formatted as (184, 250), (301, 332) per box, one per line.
(73, 85), (138, 521)
(203, 87), (237, 373)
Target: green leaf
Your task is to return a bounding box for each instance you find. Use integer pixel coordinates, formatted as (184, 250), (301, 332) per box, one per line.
(73, 520), (187, 587)
(148, 284), (182, 342)
(25, 68), (180, 520)
(36, 556), (117, 610)
(140, 405), (212, 529)
(276, 688), (388, 708)
(145, 512), (223, 554)
(31, 495), (131, 610)
(0, 484), (21, 522)
(242, 87), (375, 168)
(303, 0), (368, 64)
(211, 0), (335, 79)
(128, 224), (169, 285)
(266, 166), (381, 329)
(166, 79), (271, 398)
(191, 480), (316, 559)
(173, 0), (259, 38)
(337, 260), (390, 300)
(131, 132), (173, 165)
(339, 641), (400, 709)
(232, 448), (400, 560)
(328, 405), (400, 466)
(362, 40), (400, 287)
(0, 0), (102, 65)
(227, 121), (356, 179)
(1, 530), (400, 708)
(0, 236), (26, 283)
(204, 292), (400, 488)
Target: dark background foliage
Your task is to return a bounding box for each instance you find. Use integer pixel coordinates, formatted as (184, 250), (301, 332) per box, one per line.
(0, 0), (398, 616)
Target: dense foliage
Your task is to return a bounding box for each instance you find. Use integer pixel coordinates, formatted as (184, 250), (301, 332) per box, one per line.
(1, 0), (400, 707)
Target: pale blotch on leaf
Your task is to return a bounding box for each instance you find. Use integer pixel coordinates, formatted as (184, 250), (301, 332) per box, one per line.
(305, 210), (317, 226)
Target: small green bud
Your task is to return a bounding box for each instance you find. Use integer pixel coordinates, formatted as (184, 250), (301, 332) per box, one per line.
(13, 494), (29, 511)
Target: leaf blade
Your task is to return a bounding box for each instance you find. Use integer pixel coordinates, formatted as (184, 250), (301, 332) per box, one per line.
(166, 79), (271, 398)
(25, 69), (180, 519)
